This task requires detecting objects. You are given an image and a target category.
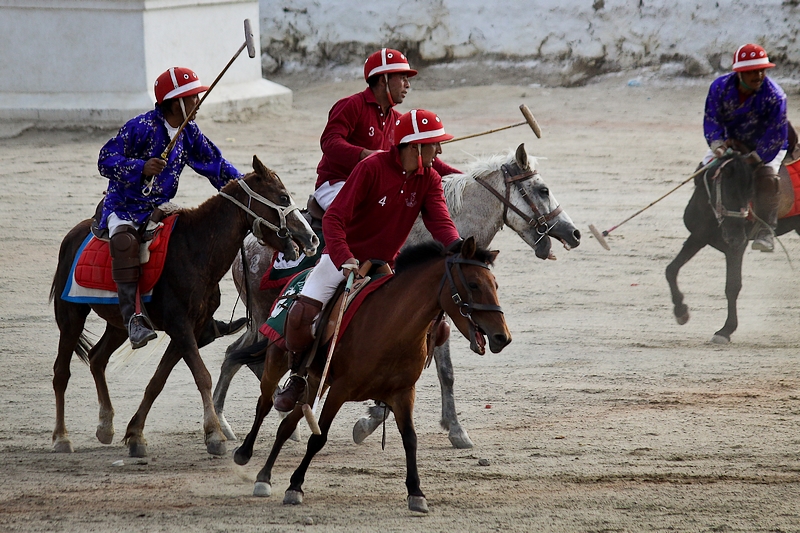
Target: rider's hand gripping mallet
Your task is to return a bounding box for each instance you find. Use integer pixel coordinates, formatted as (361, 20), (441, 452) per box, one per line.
(589, 158), (721, 250)
(442, 104), (542, 144)
(159, 18), (256, 161)
(302, 268), (357, 435)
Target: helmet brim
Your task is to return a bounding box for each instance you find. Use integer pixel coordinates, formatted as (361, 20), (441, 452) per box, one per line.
(733, 62), (775, 72)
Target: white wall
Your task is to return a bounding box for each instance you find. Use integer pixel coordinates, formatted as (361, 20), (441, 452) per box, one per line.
(258, 0), (800, 79)
(0, 0), (291, 127)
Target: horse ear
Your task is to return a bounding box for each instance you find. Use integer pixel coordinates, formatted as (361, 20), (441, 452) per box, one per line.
(252, 155), (267, 177)
(461, 236), (477, 258)
(487, 249), (499, 264)
(515, 143), (528, 169)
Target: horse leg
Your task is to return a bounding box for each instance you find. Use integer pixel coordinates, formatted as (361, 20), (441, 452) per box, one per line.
(249, 406), (306, 497)
(665, 235), (706, 325)
(283, 384), (346, 506)
(712, 245), (746, 344)
(352, 403), (390, 444)
(179, 338), (228, 456)
(52, 304), (90, 453)
(88, 325), (128, 444)
(213, 326), (259, 441)
(391, 389), (428, 513)
(434, 341), (473, 449)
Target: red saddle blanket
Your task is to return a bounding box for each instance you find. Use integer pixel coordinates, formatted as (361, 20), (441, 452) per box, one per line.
(782, 159), (800, 219)
(74, 215), (178, 293)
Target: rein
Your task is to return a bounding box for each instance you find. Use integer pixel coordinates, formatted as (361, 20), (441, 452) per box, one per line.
(438, 253), (504, 351)
(219, 179), (300, 244)
(703, 158), (751, 225)
(474, 164), (562, 241)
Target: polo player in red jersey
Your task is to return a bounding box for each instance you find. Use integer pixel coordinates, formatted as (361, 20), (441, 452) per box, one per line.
(274, 109), (462, 412)
(312, 48), (461, 211)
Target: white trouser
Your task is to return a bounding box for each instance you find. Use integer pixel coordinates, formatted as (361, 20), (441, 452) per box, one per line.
(299, 253), (346, 307)
(702, 149), (787, 173)
(107, 213), (140, 237)
(313, 180), (346, 210)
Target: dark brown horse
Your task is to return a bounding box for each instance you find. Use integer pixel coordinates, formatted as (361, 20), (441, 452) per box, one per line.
(231, 237), (511, 513)
(666, 151), (800, 343)
(49, 156), (319, 457)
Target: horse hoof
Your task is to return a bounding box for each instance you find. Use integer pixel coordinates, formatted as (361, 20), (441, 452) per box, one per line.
(232, 446), (251, 466)
(283, 489), (303, 505)
(448, 427), (474, 449)
(353, 417), (379, 444)
(710, 334), (730, 345)
(96, 425), (115, 445)
(675, 312), (690, 326)
(52, 438), (74, 453)
(128, 442), (148, 458)
(206, 436), (227, 456)
(408, 495), (429, 513)
(253, 482), (272, 497)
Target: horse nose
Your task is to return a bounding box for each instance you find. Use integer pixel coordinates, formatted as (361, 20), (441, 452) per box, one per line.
(490, 332), (512, 352)
(572, 228), (581, 242)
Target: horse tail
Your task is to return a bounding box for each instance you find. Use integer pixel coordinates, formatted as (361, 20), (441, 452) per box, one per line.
(227, 337), (272, 366)
(75, 332), (93, 365)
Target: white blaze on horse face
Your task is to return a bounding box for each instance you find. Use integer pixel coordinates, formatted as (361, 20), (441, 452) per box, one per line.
(286, 206), (318, 256)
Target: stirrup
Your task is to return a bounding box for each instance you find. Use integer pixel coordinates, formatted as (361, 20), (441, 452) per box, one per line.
(128, 314), (157, 349)
(751, 229), (774, 252)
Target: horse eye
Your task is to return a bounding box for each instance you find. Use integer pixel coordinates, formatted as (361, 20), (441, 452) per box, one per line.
(539, 187), (549, 196)
(468, 282), (479, 290)
(280, 195), (290, 204)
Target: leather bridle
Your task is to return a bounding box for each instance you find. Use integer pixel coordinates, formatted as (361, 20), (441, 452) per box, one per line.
(703, 157), (751, 225)
(219, 179), (301, 244)
(439, 253), (504, 353)
(474, 163), (563, 242)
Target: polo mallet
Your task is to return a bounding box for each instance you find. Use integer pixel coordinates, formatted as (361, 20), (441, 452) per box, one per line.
(589, 158), (720, 250)
(301, 269), (357, 435)
(442, 104), (542, 144)
(160, 18), (256, 161)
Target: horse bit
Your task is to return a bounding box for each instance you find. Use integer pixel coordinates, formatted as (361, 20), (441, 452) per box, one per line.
(439, 253), (504, 352)
(703, 158), (750, 225)
(474, 164), (562, 243)
(218, 179), (301, 244)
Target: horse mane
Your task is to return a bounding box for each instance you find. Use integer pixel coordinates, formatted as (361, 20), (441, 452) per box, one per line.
(442, 149), (540, 216)
(174, 175), (247, 226)
(394, 240), (496, 274)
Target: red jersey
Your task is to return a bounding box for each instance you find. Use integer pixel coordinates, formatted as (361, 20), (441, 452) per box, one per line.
(315, 88), (461, 189)
(322, 146), (460, 268)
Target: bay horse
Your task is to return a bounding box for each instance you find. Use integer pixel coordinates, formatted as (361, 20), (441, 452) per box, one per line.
(50, 155), (319, 457)
(666, 150), (800, 343)
(212, 143), (581, 448)
(231, 237), (511, 513)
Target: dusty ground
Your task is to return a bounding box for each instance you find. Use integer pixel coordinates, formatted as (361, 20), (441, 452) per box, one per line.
(1, 69), (799, 532)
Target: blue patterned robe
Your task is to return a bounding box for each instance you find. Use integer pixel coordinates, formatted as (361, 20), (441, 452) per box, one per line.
(703, 72), (788, 164)
(97, 107), (242, 228)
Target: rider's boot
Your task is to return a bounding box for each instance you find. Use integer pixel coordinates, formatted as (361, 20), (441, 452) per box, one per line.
(274, 295), (323, 412)
(111, 227), (156, 349)
(752, 166), (780, 252)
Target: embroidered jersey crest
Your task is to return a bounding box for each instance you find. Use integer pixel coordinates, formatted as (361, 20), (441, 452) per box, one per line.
(405, 192), (417, 207)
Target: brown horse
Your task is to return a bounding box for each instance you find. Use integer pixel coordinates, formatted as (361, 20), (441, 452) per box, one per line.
(49, 156), (319, 457)
(231, 237), (511, 513)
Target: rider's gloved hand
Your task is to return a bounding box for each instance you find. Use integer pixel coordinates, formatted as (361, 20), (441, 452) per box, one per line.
(341, 258), (359, 279)
(710, 140), (727, 159)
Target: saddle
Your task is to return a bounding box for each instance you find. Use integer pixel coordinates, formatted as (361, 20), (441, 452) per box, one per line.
(259, 260), (392, 351)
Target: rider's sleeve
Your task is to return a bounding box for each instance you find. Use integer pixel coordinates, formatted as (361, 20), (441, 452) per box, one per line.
(756, 93), (788, 163)
(703, 81), (727, 147)
(319, 96), (366, 174)
(420, 170), (461, 247)
(98, 121), (147, 183)
(432, 158), (462, 178)
(323, 163), (372, 268)
(184, 123), (243, 189)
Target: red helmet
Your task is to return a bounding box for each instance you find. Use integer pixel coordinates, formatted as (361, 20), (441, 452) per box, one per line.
(154, 67), (209, 104)
(363, 48), (417, 82)
(395, 109), (453, 145)
(732, 44), (775, 72)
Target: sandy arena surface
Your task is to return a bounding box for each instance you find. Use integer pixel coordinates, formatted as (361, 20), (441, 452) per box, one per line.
(1, 70), (799, 532)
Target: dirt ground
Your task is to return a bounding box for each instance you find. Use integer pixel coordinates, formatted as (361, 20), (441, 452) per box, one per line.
(1, 69), (799, 532)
